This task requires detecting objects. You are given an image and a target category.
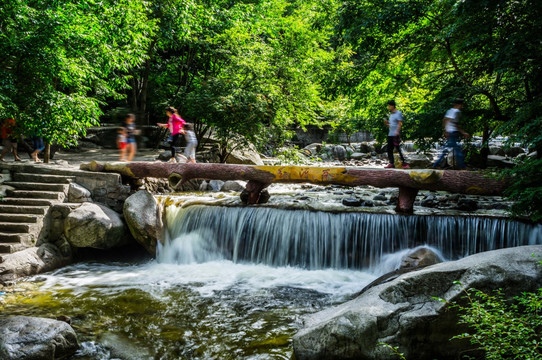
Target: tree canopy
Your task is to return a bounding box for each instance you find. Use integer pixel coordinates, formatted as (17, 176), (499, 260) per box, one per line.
(1, 0), (541, 219)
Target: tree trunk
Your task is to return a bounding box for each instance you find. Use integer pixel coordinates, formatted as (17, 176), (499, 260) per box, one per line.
(44, 143), (50, 164)
(81, 161), (509, 212)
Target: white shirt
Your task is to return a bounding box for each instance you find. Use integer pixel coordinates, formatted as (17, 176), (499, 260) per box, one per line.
(444, 108), (461, 133)
(388, 110), (403, 136)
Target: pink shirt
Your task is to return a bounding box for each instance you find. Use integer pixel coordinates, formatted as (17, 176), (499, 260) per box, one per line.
(169, 114), (186, 135)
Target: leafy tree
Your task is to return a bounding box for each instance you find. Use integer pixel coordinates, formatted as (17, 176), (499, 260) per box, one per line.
(0, 0), (155, 161)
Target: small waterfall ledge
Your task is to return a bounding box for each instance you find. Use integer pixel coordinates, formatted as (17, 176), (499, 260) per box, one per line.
(161, 204), (542, 270)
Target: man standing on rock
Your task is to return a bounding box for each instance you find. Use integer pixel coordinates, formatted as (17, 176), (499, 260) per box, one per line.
(433, 99), (470, 169)
(384, 100), (409, 169)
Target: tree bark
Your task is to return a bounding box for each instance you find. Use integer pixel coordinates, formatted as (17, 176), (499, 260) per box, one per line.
(81, 161), (509, 211)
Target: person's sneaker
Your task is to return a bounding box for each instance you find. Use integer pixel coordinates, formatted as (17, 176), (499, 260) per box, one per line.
(167, 157), (176, 163)
(402, 163), (410, 169)
(384, 164), (395, 168)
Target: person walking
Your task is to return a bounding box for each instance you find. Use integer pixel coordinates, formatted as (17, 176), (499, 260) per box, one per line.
(124, 114), (139, 162)
(158, 106), (186, 163)
(183, 123), (198, 163)
(384, 100), (409, 169)
(432, 99), (470, 169)
(117, 126), (127, 161)
(31, 135), (45, 162)
(0, 118), (22, 162)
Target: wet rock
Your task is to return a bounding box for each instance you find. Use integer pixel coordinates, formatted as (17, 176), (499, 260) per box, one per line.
(0, 243), (72, 282)
(491, 202), (509, 210)
(456, 198), (479, 211)
(123, 190), (162, 256)
(293, 246), (542, 360)
(342, 198), (362, 207)
(400, 246), (443, 269)
(0, 316), (79, 360)
(65, 202), (126, 249)
(362, 200), (374, 207)
(373, 194), (387, 201)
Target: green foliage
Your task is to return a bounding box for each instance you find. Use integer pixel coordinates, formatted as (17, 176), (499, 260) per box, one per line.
(501, 157), (542, 222)
(378, 342), (406, 360)
(0, 0), (155, 146)
(275, 146), (307, 165)
(452, 287), (542, 360)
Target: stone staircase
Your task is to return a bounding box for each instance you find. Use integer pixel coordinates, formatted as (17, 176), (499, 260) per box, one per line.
(0, 173), (73, 261)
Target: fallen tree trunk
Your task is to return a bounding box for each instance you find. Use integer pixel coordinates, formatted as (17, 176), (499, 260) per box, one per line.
(81, 161), (508, 212)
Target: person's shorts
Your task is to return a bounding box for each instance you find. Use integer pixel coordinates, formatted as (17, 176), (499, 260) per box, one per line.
(185, 141), (197, 159)
(127, 138), (136, 144)
(2, 138), (17, 150)
(118, 142), (127, 150)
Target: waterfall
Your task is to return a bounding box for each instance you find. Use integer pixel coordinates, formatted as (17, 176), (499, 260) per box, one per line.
(160, 205), (542, 270)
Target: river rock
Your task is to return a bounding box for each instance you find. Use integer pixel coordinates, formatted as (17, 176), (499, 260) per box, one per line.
(68, 183), (91, 203)
(303, 143), (322, 156)
(64, 202), (125, 249)
(406, 154), (433, 169)
(0, 243), (72, 282)
(456, 198), (478, 211)
(123, 190), (162, 255)
(221, 180), (246, 192)
(504, 146), (525, 157)
(334, 145), (347, 161)
(226, 148), (264, 165)
(0, 316), (79, 360)
(400, 246), (443, 269)
(293, 245), (542, 360)
(342, 198), (362, 207)
(486, 155), (515, 168)
(350, 152), (368, 160)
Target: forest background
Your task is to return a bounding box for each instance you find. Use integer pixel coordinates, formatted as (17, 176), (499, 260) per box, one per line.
(1, 0), (541, 220)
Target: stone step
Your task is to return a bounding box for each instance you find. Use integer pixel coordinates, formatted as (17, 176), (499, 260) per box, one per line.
(6, 190), (65, 201)
(3, 181), (69, 192)
(0, 222), (33, 234)
(0, 231), (33, 243)
(0, 198), (56, 206)
(0, 242), (32, 255)
(0, 214), (41, 223)
(13, 173), (74, 184)
(0, 205), (49, 215)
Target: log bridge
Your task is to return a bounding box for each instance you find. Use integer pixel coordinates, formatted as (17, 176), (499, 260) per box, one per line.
(81, 161), (508, 213)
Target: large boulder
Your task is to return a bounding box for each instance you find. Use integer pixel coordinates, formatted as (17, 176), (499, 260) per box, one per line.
(0, 243), (72, 283)
(123, 190), (162, 256)
(0, 316), (79, 360)
(64, 202), (125, 249)
(293, 245), (542, 360)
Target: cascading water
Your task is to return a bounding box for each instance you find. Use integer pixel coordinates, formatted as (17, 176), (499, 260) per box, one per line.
(3, 203), (540, 359)
(161, 205), (542, 270)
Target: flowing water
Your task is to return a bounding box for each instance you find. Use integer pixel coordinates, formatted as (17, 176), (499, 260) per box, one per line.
(1, 204), (541, 359)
